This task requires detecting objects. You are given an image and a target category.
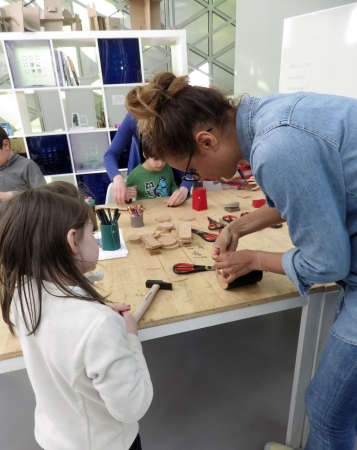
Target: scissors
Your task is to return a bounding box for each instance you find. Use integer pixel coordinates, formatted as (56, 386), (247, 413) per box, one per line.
(173, 263), (216, 274)
(207, 216), (225, 231)
(192, 228), (219, 242)
(222, 214), (237, 224)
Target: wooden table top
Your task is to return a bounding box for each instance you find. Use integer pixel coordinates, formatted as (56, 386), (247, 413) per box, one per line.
(0, 188), (331, 361)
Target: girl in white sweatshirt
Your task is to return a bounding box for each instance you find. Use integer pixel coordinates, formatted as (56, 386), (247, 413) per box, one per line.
(0, 188), (153, 450)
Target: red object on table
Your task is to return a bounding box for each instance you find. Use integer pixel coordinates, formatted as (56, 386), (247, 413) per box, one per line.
(252, 199), (266, 208)
(192, 187), (208, 211)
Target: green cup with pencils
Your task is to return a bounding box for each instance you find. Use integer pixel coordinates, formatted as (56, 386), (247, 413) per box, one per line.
(101, 224), (120, 250)
(129, 204), (145, 228)
(96, 208), (121, 251)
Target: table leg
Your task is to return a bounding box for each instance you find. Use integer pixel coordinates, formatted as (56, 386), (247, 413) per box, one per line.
(286, 290), (339, 449)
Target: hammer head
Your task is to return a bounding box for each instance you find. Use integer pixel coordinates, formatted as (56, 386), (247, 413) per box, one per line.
(146, 280), (173, 290)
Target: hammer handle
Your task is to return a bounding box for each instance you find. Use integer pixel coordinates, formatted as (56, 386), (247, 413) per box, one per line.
(133, 284), (160, 323)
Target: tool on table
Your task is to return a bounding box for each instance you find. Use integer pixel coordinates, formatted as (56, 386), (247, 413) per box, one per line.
(237, 168), (249, 190)
(207, 216), (225, 230)
(95, 208), (120, 225)
(192, 228), (219, 242)
(222, 214), (237, 224)
(133, 280), (173, 323)
(173, 263), (216, 274)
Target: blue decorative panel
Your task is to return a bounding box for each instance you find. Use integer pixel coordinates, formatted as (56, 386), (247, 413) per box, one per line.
(110, 130), (130, 169)
(76, 172), (111, 205)
(26, 134), (73, 175)
(98, 38), (142, 85)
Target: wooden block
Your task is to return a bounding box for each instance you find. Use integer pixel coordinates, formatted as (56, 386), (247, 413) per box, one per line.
(178, 221), (191, 240)
(141, 234), (161, 249)
(148, 248), (161, 255)
(225, 201), (240, 212)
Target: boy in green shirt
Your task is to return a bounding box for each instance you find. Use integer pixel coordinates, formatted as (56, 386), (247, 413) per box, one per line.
(126, 155), (186, 203)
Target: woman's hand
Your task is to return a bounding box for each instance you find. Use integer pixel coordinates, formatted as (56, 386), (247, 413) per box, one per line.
(125, 186), (137, 201)
(211, 224), (240, 260)
(214, 250), (258, 284)
(167, 186), (189, 207)
(112, 174), (127, 205)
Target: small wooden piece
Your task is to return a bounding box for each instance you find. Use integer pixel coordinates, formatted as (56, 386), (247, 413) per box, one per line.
(155, 215), (171, 223)
(225, 201), (240, 212)
(236, 193), (251, 199)
(157, 221), (175, 231)
(179, 214), (195, 221)
(141, 234), (161, 249)
(126, 234), (142, 244)
(178, 221), (191, 240)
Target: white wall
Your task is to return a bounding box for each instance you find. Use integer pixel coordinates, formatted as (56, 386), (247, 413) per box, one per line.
(234, 0), (356, 97)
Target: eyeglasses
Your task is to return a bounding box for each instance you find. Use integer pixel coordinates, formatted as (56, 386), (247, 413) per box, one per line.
(182, 127), (212, 182)
(182, 149), (200, 181)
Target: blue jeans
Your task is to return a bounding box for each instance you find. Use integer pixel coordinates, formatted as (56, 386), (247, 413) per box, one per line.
(305, 333), (357, 449)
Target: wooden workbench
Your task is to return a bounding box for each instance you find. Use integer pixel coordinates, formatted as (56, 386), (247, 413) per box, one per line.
(0, 188), (340, 449)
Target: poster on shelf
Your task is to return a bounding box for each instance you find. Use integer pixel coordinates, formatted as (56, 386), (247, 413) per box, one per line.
(4, 40), (57, 88)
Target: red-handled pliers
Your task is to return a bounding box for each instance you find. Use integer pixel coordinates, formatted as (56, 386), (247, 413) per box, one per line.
(173, 263), (216, 274)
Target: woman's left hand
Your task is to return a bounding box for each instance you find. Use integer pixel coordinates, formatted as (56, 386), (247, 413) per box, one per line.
(167, 186), (189, 207)
(214, 250), (257, 284)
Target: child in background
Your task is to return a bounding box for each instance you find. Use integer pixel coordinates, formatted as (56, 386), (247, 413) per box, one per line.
(126, 153), (184, 203)
(0, 127), (46, 202)
(0, 189), (153, 450)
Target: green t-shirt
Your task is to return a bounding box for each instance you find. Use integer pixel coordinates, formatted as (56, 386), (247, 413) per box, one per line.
(126, 164), (178, 200)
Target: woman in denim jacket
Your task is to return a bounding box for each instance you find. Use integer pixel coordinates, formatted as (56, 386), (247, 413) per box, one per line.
(125, 72), (357, 450)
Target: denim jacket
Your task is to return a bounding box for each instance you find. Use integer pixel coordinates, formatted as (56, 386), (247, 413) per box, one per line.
(236, 92), (357, 343)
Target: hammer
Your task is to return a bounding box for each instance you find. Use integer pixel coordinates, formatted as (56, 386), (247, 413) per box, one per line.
(133, 280), (173, 323)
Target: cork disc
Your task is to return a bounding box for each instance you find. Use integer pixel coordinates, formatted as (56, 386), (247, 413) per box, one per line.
(155, 215), (171, 223)
(157, 234), (177, 247)
(179, 214), (195, 221)
(126, 234), (142, 244)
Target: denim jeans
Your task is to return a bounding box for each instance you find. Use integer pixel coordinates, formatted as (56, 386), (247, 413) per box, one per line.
(305, 333), (357, 449)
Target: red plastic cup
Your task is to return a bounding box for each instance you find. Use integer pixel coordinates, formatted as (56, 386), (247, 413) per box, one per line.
(252, 199), (266, 208)
(192, 187), (208, 211)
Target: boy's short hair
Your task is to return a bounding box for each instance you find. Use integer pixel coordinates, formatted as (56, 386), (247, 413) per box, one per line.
(0, 127), (9, 149)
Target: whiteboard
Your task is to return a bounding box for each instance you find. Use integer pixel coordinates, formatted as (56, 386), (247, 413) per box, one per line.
(279, 2), (357, 99)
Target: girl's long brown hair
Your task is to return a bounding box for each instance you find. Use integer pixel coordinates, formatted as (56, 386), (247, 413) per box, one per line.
(125, 72), (237, 159)
(0, 189), (106, 336)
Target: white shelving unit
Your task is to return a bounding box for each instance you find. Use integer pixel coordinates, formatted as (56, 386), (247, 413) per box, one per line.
(0, 30), (187, 203)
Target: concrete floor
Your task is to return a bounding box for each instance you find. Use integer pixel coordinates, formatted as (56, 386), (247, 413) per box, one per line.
(0, 308), (303, 450)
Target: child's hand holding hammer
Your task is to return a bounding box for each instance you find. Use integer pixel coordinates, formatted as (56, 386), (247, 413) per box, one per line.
(111, 303), (138, 335)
